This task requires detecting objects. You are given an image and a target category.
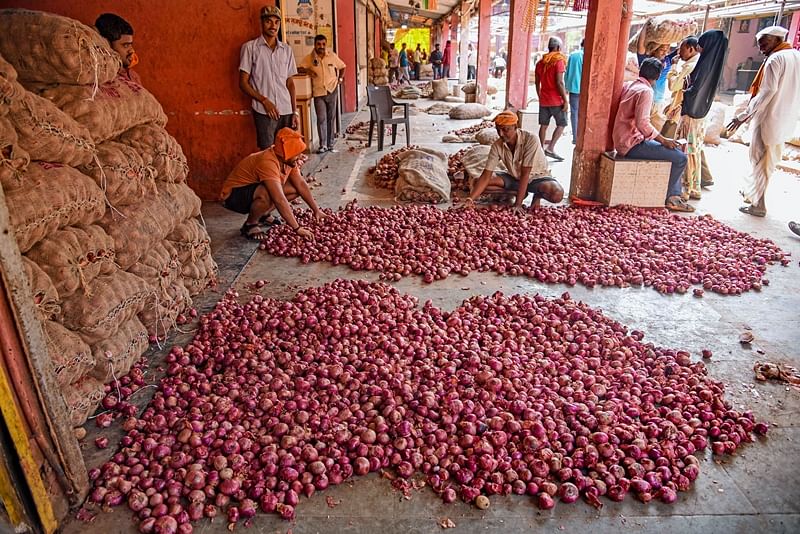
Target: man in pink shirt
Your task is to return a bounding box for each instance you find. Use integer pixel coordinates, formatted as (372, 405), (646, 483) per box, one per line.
(612, 58), (693, 212)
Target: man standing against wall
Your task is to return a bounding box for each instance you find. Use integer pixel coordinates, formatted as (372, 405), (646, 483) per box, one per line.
(299, 34), (346, 153)
(564, 39), (583, 144)
(534, 37), (569, 161)
(239, 6), (298, 150)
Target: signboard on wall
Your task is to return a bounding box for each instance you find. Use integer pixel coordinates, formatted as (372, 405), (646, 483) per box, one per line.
(282, 0), (335, 60)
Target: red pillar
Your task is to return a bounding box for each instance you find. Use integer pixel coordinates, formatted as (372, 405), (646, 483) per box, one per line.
(476, 0), (491, 103)
(505, 0), (531, 109)
(448, 12), (459, 77)
(336, 0), (357, 112)
(569, 0), (633, 200)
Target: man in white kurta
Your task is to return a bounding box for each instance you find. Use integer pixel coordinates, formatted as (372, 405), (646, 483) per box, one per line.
(729, 26), (800, 217)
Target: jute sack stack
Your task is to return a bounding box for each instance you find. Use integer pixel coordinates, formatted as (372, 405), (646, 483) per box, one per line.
(5, 84), (96, 166)
(62, 376), (104, 425)
(628, 17), (699, 54)
(0, 116), (30, 191)
(36, 74), (168, 142)
(181, 246), (218, 297)
(127, 240), (181, 298)
(138, 282), (192, 340)
(79, 140), (156, 207)
(90, 316), (148, 383)
(21, 256), (60, 321)
(25, 224), (116, 298)
(116, 124), (188, 184)
(59, 268), (153, 345)
(6, 162), (105, 252)
(41, 320), (94, 388)
(0, 9), (120, 86)
(167, 218), (212, 265)
(369, 57), (389, 85)
(0, 53), (18, 116)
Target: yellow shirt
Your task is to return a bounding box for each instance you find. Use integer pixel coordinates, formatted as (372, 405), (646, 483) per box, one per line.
(300, 51), (346, 97)
(219, 148), (298, 200)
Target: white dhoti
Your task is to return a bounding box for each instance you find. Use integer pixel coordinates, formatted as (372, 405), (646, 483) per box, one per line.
(743, 123), (783, 206)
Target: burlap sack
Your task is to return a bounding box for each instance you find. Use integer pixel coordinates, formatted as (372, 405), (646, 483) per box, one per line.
(444, 96), (465, 103)
(127, 240), (181, 298)
(461, 144), (507, 183)
(372, 76), (389, 86)
(37, 75), (168, 142)
(5, 84), (95, 167)
(704, 103), (726, 146)
(426, 103), (453, 115)
(395, 148), (451, 204)
(0, 116), (30, 191)
(370, 58), (386, 69)
(138, 282), (192, 339)
(181, 247), (218, 297)
(0, 53), (18, 116)
(167, 218), (212, 265)
(116, 124), (188, 184)
(163, 182), (202, 220)
(475, 128), (500, 145)
(79, 140), (156, 207)
(62, 376), (105, 426)
(432, 79), (449, 100)
(396, 86), (421, 99)
(7, 163), (105, 252)
(0, 9), (121, 86)
(98, 200), (172, 270)
(60, 269), (153, 345)
(25, 224), (116, 298)
(42, 320), (94, 388)
(628, 17), (699, 53)
(21, 256), (60, 320)
(449, 103), (491, 120)
(90, 316), (148, 383)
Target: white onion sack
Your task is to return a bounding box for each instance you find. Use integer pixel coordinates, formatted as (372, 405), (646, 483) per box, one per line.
(0, 9), (120, 86)
(704, 103), (726, 146)
(395, 148), (451, 204)
(475, 127), (500, 145)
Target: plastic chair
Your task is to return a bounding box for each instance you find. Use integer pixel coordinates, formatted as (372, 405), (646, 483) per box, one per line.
(366, 85), (410, 151)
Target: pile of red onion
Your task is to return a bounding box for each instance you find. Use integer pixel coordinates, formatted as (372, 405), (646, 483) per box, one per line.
(449, 120), (494, 138)
(448, 148), (470, 193)
(369, 146), (419, 190)
(261, 203), (788, 295)
(88, 280), (768, 532)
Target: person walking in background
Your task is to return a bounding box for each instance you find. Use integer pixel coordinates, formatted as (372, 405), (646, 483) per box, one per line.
(413, 44), (422, 80)
(442, 40), (452, 78)
(728, 26), (800, 217)
(636, 29), (672, 103)
(673, 30), (727, 200)
(467, 43), (477, 80)
(564, 39), (584, 144)
(298, 34), (346, 154)
(613, 58), (692, 213)
(492, 54), (506, 78)
(399, 43), (410, 83)
(238, 6), (298, 150)
(388, 43), (400, 83)
(534, 37), (569, 161)
(430, 43), (443, 79)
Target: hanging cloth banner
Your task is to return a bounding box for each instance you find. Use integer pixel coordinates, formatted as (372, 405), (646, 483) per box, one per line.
(522, 0), (539, 33)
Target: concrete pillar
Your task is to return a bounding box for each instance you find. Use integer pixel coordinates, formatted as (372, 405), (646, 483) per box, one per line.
(336, 0), (357, 112)
(789, 11), (800, 48)
(458, 3), (470, 84)
(476, 0), (491, 103)
(569, 0), (633, 201)
(505, 0), (532, 109)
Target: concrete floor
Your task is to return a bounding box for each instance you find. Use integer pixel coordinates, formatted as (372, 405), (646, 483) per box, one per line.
(63, 100), (800, 534)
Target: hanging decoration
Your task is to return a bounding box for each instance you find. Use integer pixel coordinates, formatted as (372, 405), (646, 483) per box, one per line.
(522, 0), (539, 33)
(542, 0), (551, 33)
(573, 0), (589, 11)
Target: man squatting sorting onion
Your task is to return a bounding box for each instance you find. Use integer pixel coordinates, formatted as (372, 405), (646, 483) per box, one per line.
(219, 128), (326, 241)
(463, 110), (565, 211)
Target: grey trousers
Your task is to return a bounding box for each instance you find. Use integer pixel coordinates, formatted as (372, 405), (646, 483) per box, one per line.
(313, 89), (338, 149)
(253, 111), (293, 150)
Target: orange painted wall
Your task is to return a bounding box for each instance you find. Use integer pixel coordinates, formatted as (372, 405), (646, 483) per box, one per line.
(0, 0), (280, 200)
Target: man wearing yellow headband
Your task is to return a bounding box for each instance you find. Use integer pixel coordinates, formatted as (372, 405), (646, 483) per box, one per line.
(220, 128), (326, 241)
(465, 110), (564, 210)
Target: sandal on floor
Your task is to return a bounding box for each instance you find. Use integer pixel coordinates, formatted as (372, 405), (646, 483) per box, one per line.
(790, 221), (800, 237)
(701, 180), (714, 188)
(665, 197), (695, 212)
(739, 205), (766, 217)
(738, 190), (752, 204)
(240, 223), (270, 241)
(544, 150), (564, 162)
(258, 214), (282, 227)
(689, 191), (701, 200)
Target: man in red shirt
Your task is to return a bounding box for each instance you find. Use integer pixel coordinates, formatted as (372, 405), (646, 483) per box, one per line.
(612, 58), (692, 212)
(535, 37), (569, 161)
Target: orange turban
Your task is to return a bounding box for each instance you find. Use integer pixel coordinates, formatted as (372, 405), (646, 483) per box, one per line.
(274, 128), (306, 160)
(493, 110), (518, 126)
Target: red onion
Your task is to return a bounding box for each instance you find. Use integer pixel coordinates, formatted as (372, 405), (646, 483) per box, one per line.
(153, 516), (177, 534)
(537, 492), (555, 510)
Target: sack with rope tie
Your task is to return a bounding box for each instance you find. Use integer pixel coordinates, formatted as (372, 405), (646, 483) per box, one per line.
(42, 320), (94, 388)
(89, 316), (148, 383)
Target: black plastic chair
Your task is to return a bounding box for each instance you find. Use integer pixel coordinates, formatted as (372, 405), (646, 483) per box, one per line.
(366, 85), (410, 151)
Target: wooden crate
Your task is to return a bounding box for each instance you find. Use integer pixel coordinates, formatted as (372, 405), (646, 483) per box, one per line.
(598, 153), (671, 207)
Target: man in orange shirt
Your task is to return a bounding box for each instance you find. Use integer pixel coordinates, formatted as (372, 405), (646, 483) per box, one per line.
(220, 128), (326, 241)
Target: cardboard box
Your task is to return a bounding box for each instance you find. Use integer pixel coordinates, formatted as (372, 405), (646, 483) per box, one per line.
(597, 153), (671, 207)
(292, 75), (312, 100)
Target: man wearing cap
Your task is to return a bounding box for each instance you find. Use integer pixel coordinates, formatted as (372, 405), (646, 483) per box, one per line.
(220, 128), (325, 241)
(299, 34), (346, 154)
(728, 25), (800, 217)
(239, 6), (299, 150)
(464, 110), (564, 210)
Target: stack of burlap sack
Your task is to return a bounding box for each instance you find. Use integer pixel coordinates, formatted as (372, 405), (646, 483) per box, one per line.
(0, 9), (217, 426)
(369, 57), (389, 86)
(628, 16), (699, 55)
